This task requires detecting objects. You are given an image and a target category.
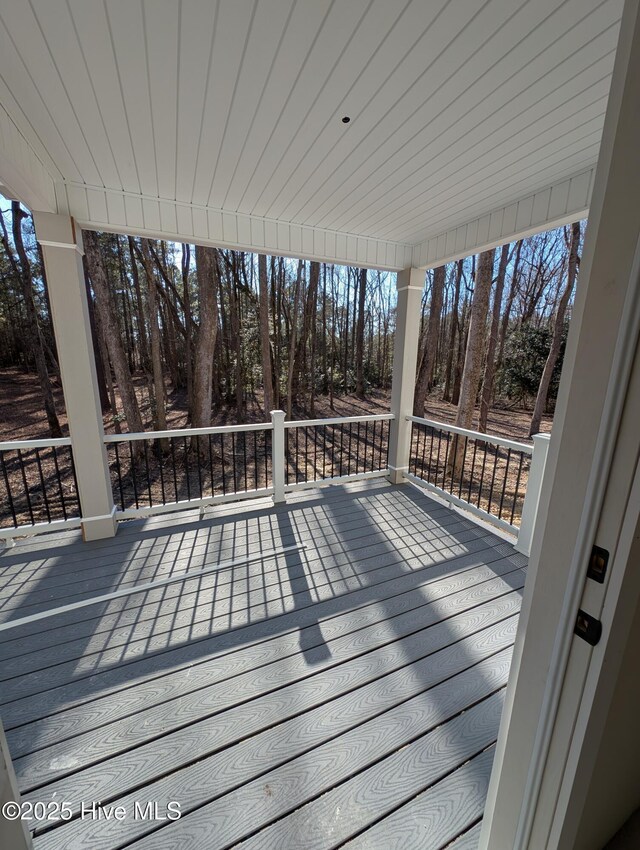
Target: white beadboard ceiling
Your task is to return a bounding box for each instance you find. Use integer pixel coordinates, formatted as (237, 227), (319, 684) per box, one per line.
(0, 0), (623, 269)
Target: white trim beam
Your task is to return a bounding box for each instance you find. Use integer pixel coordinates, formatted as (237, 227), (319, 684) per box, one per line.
(412, 168), (595, 270)
(0, 102), (56, 212)
(57, 182), (414, 272)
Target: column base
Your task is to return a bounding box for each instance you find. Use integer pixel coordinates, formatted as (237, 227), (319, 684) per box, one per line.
(82, 506), (118, 541)
(387, 465), (409, 485)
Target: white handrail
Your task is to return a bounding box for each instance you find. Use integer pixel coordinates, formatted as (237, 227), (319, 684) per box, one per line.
(0, 436), (72, 451)
(407, 415), (533, 454)
(285, 413), (394, 428)
(103, 421), (273, 443)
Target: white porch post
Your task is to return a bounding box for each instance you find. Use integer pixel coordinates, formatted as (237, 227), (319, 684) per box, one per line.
(515, 433), (550, 557)
(387, 268), (424, 484)
(271, 410), (286, 503)
(33, 212), (116, 540)
(0, 720), (32, 849)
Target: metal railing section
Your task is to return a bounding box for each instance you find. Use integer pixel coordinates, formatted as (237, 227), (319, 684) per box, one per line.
(283, 414), (393, 491)
(0, 437), (81, 534)
(406, 415), (533, 532)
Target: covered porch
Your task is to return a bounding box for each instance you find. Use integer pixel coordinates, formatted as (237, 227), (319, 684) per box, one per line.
(0, 479), (525, 849)
(2, 0), (640, 849)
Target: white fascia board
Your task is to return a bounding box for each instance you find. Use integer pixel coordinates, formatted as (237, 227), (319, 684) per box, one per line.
(60, 182), (413, 271)
(411, 167), (595, 270)
(0, 103), (57, 212)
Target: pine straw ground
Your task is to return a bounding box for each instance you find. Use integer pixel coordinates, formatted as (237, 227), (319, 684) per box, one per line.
(0, 367), (552, 530)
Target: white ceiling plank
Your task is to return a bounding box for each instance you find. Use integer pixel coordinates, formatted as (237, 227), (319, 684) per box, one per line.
(336, 14), (617, 238)
(0, 0), (625, 258)
(190, 0), (256, 206)
(316, 0), (615, 235)
(175, 0), (217, 203)
(412, 169), (594, 269)
(0, 13), (81, 183)
(259, 0), (458, 222)
(232, 0), (362, 216)
(382, 91), (607, 242)
(106, 0), (159, 197)
(207, 0), (295, 209)
(31, 0), (121, 189)
(0, 0), (102, 185)
(67, 0), (141, 193)
(143, 0), (180, 201)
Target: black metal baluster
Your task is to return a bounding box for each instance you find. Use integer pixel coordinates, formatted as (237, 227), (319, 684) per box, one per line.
(434, 428), (442, 484)
(322, 425), (327, 479)
(52, 447), (68, 520)
(385, 420), (390, 468)
(420, 424), (428, 478)
(339, 424), (344, 477)
(196, 436), (203, 499)
(348, 422), (353, 475)
(486, 446), (499, 515)
(511, 452), (525, 525)
(208, 434), (215, 497)
(363, 421), (369, 472)
(442, 432), (451, 491)
(313, 424), (318, 479)
(157, 441), (166, 505)
(113, 443), (124, 511)
(253, 430), (258, 490)
(170, 438), (179, 502)
(231, 432), (237, 492)
(498, 448), (512, 520)
(477, 442), (488, 509)
(295, 428), (299, 484)
(304, 427), (309, 482)
(467, 440), (478, 503)
(425, 426), (434, 481)
(220, 433), (227, 495)
(370, 420), (377, 471)
(129, 441), (139, 509)
(33, 448), (52, 523)
(458, 436), (468, 499)
(1, 451), (18, 527)
(17, 450), (34, 524)
(143, 441), (153, 507)
(355, 422), (361, 473)
(183, 436), (191, 500)
(69, 450), (80, 516)
(242, 432), (248, 492)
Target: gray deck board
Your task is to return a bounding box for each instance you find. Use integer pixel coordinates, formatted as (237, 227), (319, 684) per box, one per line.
(0, 481), (524, 849)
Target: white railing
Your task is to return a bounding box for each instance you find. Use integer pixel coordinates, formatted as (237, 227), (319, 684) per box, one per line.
(0, 435), (82, 540)
(405, 415), (549, 554)
(2, 411), (547, 554)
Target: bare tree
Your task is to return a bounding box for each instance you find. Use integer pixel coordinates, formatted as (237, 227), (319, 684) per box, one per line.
(413, 265), (444, 416)
(83, 229), (144, 434)
(529, 222), (581, 436)
(191, 246), (219, 429)
(0, 204), (62, 437)
(355, 267), (367, 398)
(479, 243), (510, 432)
(139, 240), (167, 432)
(258, 254), (273, 415)
(452, 249), (494, 472)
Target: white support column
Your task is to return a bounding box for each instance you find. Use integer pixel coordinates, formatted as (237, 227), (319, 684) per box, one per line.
(387, 268), (424, 484)
(515, 433), (550, 557)
(0, 720), (32, 849)
(33, 212), (116, 540)
(271, 410), (286, 503)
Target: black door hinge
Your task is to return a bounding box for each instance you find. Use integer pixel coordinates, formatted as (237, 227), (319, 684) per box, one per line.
(587, 545), (609, 584)
(574, 609), (602, 646)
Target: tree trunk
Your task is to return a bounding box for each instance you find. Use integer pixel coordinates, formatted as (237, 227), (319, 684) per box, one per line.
(191, 246), (219, 429)
(258, 254), (274, 416)
(452, 249), (494, 473)
(355, 267), (367, 398)
(413, 265), (444, 416)
(286, 260), (303, 418)
(443, 260), (463, 402)
(3, 204), (62, 437)
(479, 242), (509, 432)
(83, 229), (144, 434)
(529, 222), (581, 436)
(139, 240), (167, 432)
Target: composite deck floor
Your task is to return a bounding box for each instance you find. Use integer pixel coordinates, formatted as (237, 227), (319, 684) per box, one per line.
(0, 479), (526, 850)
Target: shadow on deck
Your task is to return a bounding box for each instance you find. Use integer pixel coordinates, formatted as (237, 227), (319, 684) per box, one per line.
(0, 478), (526, 850)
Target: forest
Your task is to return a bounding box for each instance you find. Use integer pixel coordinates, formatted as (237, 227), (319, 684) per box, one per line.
(0, 196), (582, 446)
